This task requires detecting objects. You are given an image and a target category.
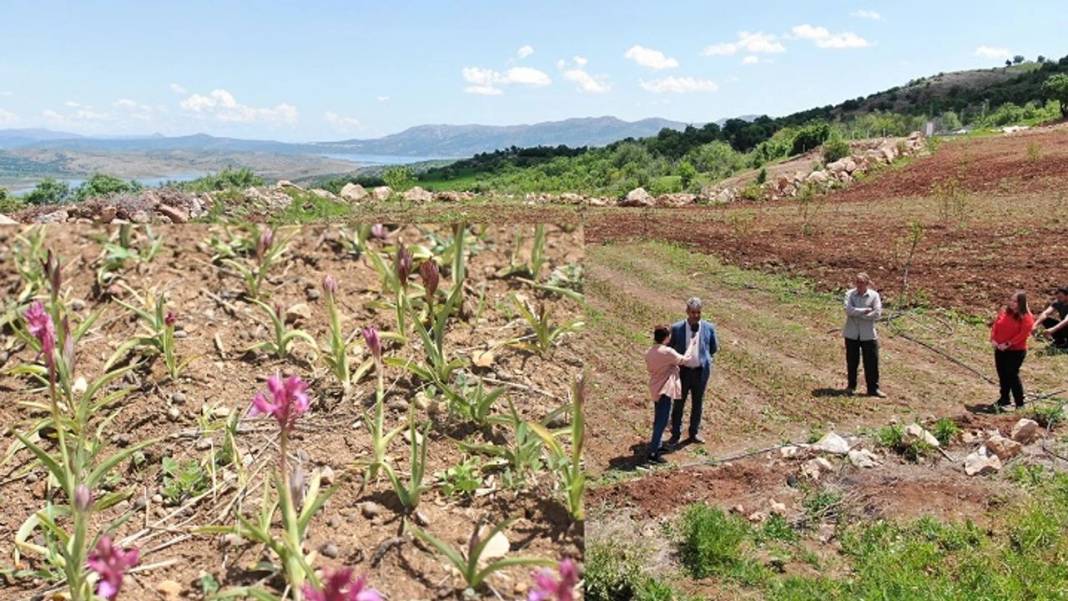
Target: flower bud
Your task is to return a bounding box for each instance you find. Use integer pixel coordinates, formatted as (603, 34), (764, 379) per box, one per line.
(256, 227), (274, 261)
(164, 311), (177, 327)
(419, 261), (440, 299)
(361, 326), (381, 364)
(394, 244), (412, 286)
(74, 484), (93, 512)
(322, 274), (338, 298)
(371, 224), (386, 240)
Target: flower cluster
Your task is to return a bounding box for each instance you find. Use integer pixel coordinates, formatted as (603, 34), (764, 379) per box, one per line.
(303, 568), (382, 601)
(87, 536), (140, 601)
(528, 558), (579, 601)
(25, 301), (56, 366)
(249, 374), (310, 432)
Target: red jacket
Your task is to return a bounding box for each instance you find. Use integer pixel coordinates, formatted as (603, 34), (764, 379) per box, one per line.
(990, 310), (1035, 351)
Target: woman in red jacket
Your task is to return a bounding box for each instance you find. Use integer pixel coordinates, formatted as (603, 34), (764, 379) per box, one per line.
(990, 290), (1035, 410)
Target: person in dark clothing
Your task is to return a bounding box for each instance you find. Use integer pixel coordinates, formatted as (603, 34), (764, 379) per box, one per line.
(667, 297), (718, 446)
(1032, 286), (1068, 349)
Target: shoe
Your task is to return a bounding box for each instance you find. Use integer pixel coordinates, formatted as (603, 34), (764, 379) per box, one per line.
(845, 388), (856, 396)
(993, 400), (1010, 413)
(687, 434), (706, 444)
(647, 454), (667, 465)
(868, 389), (887, 398)
(667, 435), (681, 447)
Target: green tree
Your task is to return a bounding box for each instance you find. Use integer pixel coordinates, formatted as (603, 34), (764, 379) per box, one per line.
(822, 133), (851, 163)
(939, 111), (962, 131)
(74, 173), (141, 201)
(1013, 55), (1025, 64)
(1042, 74), (1068, 118)
(381, 166), (413, 191)
(677, 160), (697, 188)
(25, 178), (71, 205)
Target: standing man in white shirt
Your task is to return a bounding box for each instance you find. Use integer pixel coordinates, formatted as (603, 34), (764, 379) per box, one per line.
(843, 273), (886, 398)
(668, 297), (719, 445)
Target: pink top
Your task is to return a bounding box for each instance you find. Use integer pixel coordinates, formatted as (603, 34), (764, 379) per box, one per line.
(644, 335), (699, 402)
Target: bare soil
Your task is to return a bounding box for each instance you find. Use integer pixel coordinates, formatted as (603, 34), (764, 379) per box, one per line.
(0, 224), (584, 601)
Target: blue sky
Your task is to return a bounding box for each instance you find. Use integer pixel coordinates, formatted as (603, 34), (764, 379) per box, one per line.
(1, 0), (1065, 141)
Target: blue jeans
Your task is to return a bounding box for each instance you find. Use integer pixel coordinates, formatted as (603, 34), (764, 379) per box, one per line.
(649, 395), (672, 457)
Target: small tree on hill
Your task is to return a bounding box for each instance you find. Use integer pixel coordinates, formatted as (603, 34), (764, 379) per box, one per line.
(1042, 74), (1068, 118)
(1013, 55), (1026, 64)
(1005, 59), (1012, 67)
(382, 166), (413, 191)
(25, 178), (71, 205)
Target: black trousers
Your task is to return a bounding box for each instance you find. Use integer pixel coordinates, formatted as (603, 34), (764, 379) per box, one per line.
(994, 349), (1027, 406)
(671, 368), (705, 439)
(845, 338), (879, 393)
(1042, 317), (1068, 347)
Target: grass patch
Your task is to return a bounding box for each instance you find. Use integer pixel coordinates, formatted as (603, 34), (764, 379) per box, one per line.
(677, 504), (769, 585)
(585, 541), (701, 601)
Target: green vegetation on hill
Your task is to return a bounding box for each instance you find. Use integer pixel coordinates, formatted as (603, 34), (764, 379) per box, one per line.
(404, 57), (1068, 197)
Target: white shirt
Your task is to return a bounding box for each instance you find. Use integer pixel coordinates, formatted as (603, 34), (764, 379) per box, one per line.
(683, 322), (701, 368)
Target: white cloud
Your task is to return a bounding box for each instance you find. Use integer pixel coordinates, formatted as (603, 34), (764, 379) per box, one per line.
(557, 57), (610, 94)
(564, 69), (611, 94)
(850, 9), (882, 20)
(324, 111), (361, 129)
(376, 95), (390, 102)
(975, 45), (1011, 60)
(517, 45), (534, 59)
(624, 45), (679, 69)
(791, 24), (871, 49)
(640, 76), (718, 94)
(0, 108), (17, 125)
(114, 98), (154, 121)
(742, 55), (761, 64)
(462, 66), (551, 95)
(169, 83), (187, 95)
(179, 89), (298, 124)
(703, 31), (785, 56)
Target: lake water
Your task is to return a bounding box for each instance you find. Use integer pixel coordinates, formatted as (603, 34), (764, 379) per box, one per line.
(8, 172), (204, 195)
(319, 153), (450, 165)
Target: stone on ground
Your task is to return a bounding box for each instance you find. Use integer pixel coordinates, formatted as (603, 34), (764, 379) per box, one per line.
(619, 187), (654, 207)
(372, 186), (392, 201)
(1011, 418), (1041, 444)
(964, 447), (1003, 476)
(812, 432), (851, 455)
(403, 186), (434, 203)
(904, 423), (940, 448)
(848, 448), (880, 468)
(340, 182), (368, 202)
(984, 433), (1022, 461)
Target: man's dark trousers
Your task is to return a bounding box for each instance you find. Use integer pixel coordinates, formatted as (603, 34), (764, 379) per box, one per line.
(845, 337), (879, 393)
(1042, 317), (1068, 347)
(672, 367), (705, 440)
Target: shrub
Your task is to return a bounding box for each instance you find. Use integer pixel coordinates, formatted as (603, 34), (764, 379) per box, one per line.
(678, 503), (752, 579)
(822, 134), (850, 163)
(0, 186), (24, 213)
(756, 167), (768, 184)
(930, 418), (960, 446)
(73, 173), (141, 202)
(790, 123), (831, 155)
(182, 167), (264, 192)
(1042, 74), (1068, 118)
(24, 177), (71, 205)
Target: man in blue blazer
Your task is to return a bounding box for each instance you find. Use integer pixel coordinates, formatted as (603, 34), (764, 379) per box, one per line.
(668, 297), (718, 445)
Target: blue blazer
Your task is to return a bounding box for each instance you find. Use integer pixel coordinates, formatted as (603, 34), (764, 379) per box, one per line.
(670, 319), (718, 385)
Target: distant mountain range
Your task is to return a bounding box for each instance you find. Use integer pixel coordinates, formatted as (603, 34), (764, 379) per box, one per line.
(0, 116), (709, 158)
(316, 116), (696, 156)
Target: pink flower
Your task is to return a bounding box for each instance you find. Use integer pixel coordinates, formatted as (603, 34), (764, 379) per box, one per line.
(370, 224), (386, 240)
(25, 301), (56, 364)
(86, 536), (140, 601)
(361, 326), (381, 364)
(419, 260), (439, 298)
(302, 568), (382, 601)
(528, 558), (579, 601)
(249, 374), (310, 431)
(164, 311), (177, 327)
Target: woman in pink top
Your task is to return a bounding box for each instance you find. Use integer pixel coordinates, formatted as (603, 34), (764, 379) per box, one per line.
(990, 290), (1035, 410)
(644, 324), (700, 464)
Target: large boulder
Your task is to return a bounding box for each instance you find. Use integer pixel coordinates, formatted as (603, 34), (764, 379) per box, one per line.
(275, 180), (303, 192)
(619, 187), (654, 207)
(903, 423), (940, 448)
(0, 213), (17, 225)
(984, 433), (1022, 461)
(812, 432), (851, 455)
(157, 204), (189, 224)
(658, 193), (697, 207)
(827, 157), (857, 174)
(339, 183), (368, 203)
(435, 191), (464, 202)
(848, 448), (880, 468)
(806, 170), (829, 184)
(1011, 418), (1041, 445)
(34, 210), (69, 224)
(964, 447), (1002, 476)
(371, 186), (392, 202)
(403, 186), (434, 203)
